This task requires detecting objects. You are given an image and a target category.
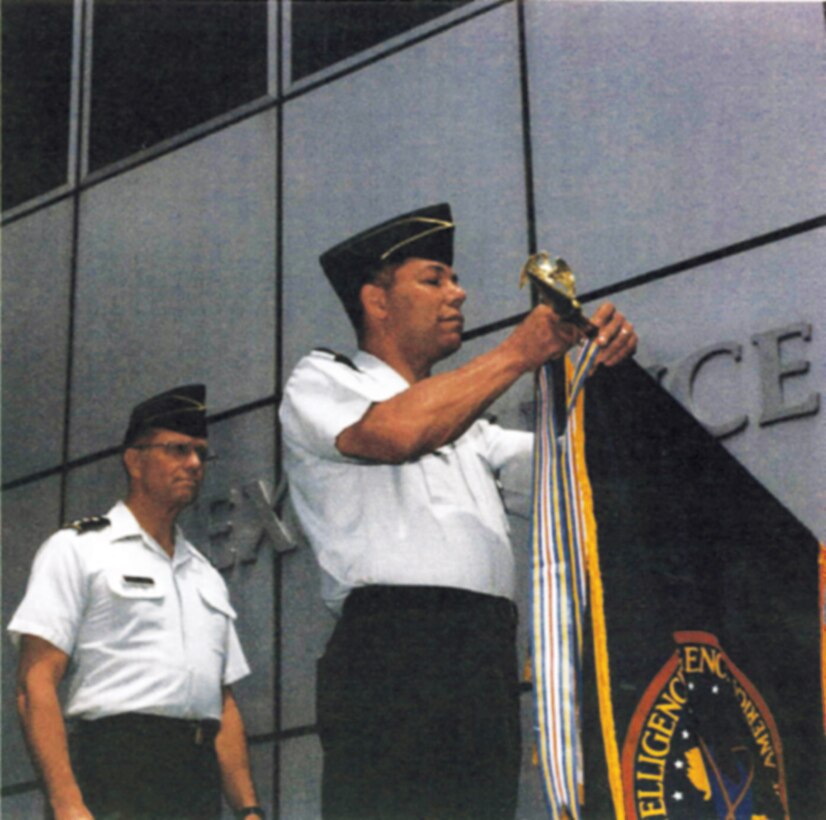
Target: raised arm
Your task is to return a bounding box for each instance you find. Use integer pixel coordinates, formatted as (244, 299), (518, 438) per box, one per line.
(16, 635), (93, 820)
(337, 302), (635, 463)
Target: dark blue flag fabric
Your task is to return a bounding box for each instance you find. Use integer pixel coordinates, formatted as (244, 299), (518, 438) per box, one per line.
(557, 359), (824, 819)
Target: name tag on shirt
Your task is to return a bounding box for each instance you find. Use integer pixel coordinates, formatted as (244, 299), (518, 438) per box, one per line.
(122, 575), (155, 587)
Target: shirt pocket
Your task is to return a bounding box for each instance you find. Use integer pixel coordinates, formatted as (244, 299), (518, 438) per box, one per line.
(106, 571), (165, 599)
(99, 569), (166, 640)
(197, 584), (237, 619)
(195, 584), (237, 660)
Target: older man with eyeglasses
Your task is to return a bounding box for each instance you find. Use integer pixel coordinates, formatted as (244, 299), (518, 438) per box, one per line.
(9, 385), (264, 820)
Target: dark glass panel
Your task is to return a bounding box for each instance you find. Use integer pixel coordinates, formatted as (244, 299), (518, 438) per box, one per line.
(2, 1), (73, 211)
(89, 0), (267, 172)
(291, 0), (473, 82)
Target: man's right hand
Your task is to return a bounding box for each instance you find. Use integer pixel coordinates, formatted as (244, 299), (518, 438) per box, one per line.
(505, 304), (584, 373)
(50, 796), (94, 820)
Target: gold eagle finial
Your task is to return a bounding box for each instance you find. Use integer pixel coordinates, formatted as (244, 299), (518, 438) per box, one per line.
(519, 251), (596, 337)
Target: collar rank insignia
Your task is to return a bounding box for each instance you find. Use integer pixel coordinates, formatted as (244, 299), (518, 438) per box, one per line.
(63, 516), (110, 534)
(314, 348), (360, 371)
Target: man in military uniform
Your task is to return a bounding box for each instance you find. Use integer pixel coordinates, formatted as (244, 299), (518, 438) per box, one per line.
(9, 385), (264, 820)
(279, 204), (637, 819)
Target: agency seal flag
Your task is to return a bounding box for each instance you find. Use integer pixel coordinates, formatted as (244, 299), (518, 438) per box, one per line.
(524, 257), (823, 818)
(557, 362), (824, 818)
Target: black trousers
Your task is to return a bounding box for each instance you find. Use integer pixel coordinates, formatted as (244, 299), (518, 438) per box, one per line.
(317, 586), (522, 820)
(71, 713), (222, 820)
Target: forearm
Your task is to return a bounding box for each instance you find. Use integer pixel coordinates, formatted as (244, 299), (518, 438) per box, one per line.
(17, 685), (89, 818)
(216, 690), (258, 811)
(338, 337), (531, 462)
(335, 301), (635, 464)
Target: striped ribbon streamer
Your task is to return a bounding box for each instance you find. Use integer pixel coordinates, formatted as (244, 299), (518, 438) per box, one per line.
(530, 340), (600, 820)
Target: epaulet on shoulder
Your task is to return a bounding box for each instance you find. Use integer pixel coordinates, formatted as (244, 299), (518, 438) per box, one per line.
(61, 516), (110, 534)
(313, 348), (359, 371)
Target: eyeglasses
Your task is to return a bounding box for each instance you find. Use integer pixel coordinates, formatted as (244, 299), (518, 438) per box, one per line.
(132, 442), (218, 462)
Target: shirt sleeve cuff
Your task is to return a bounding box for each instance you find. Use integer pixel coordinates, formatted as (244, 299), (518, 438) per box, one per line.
(6, 620), (74, 654)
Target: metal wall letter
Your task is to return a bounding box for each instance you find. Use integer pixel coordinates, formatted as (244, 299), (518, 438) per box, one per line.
(668, 341), (749, 439)
(752, 323), (820, 426)
(195, 478), (297, 571)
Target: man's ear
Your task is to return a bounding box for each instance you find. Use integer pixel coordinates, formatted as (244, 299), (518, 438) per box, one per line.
(122, 447), (142, 481)
(360, 282), (388, 321)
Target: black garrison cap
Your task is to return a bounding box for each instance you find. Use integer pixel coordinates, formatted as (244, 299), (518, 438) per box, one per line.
(319, 203), (455, 317)
(123, 384), (207, 447)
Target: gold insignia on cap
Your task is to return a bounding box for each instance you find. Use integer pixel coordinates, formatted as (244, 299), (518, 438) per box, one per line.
(377, 216), (455, 262)
(140, 394), (206, 426)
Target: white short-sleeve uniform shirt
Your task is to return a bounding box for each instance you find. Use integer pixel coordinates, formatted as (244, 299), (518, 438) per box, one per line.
(8, 501), (249, 721)
(279, 349), (533, 613)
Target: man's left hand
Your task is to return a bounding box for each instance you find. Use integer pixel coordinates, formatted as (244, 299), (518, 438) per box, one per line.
(590, 303), (637, 368)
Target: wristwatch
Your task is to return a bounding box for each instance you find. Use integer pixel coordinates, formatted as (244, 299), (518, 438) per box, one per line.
(237, 808), (265, 819)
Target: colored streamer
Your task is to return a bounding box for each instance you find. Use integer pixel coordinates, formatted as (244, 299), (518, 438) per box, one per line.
(529, 340), (616, 820)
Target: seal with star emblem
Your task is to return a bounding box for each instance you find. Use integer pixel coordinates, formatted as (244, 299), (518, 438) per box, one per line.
(620, 631), (788, 820)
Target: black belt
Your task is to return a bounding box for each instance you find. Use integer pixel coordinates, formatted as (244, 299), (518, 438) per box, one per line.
(77, 713), (221, 746)
(344, 585), (518, 625)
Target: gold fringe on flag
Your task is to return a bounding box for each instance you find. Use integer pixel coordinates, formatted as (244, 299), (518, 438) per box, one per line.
(568, 376), (625, 820)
